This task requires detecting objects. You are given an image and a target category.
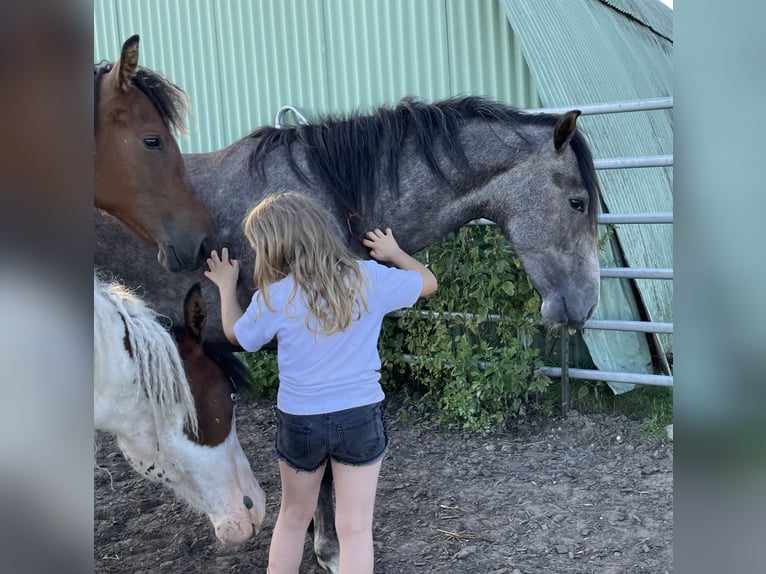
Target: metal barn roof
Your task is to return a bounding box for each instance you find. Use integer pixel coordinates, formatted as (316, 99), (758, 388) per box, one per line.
(501, 0), (673, 391)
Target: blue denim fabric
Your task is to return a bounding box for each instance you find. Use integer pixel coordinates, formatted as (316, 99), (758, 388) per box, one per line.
(274, 402), (389, 472)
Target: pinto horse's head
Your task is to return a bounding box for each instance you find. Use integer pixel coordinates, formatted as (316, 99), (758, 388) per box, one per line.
(94, 35), (211, 271)
(95, 278), (265, 546)
(168, 284), (266, 544)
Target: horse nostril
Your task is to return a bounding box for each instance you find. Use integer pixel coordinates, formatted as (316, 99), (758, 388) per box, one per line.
(243, 495), (253, 509)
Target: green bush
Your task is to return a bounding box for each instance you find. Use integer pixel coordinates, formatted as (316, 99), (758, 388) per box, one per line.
(380, 224), (552, 433)
(238, 350), (279, 401)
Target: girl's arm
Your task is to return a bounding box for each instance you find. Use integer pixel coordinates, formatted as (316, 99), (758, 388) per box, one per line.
(363, 228), (438, 297)
(204, 247), (244, 346)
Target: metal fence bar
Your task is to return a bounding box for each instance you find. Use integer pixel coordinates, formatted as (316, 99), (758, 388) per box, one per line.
(399, 356), (673, 388)
(599, 212), (672, 224)
(583, 319), (673, 334)
(475, 213), (674, 226)
(594, 155), (673, 169)
(539, 366), (673, 387)
(561, 330), (570, 415)
(389, 309), (501, 321)
(391, 310), (673, 335)
(600, 267), (672, 280)
(525, 96), (673, 116)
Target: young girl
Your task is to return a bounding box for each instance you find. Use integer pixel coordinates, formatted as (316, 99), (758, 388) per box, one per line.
(204, 191), (437, 574)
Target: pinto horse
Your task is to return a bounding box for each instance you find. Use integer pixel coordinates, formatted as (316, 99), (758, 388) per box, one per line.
(94, 51), (601, 573)
(94, 35), (211, 271)
(94, 276), (266, 545)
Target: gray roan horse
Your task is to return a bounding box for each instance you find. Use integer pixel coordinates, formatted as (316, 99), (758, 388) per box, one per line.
(95, 83), (601, 572)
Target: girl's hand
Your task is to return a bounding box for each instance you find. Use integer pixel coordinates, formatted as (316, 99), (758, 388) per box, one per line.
(362, 227), (438, 297)
(204, 247), (239, 291)
(363, 228), (402, 263)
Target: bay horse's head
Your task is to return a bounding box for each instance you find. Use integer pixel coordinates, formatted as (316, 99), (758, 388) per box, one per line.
(94, 35), (212, 271)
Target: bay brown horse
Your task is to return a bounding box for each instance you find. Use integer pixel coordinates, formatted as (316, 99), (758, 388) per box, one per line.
(94, 35), (211, 271)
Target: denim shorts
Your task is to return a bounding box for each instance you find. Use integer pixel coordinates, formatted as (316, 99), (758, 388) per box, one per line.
(274, 401), (389, 473)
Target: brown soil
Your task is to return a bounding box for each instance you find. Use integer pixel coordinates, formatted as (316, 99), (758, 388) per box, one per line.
(94, 396), (672, 573)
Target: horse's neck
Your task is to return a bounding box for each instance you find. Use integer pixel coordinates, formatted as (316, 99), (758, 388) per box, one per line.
(371, 196), (478, 255)
(112, 409), (188, 481)
(95, 389), (169, 476)
(185, 149), (255, 250)
(381, 122), (546, 252)
(94, 369), (156, 436)
(115, 432), (168, 481)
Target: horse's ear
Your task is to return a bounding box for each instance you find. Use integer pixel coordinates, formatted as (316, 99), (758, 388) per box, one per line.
(117, 35), (140, 93)
(553, 110), (581, 151)
(183, 283), (207, 343)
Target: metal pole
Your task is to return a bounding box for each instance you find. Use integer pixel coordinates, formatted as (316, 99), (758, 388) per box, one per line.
(525, 96), (674, 116)
(561, 329), (570, 417)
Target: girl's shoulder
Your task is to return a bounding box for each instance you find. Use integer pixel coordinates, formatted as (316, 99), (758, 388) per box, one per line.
(358, 258), (417, 286)
(358, 258), (384, 281)
(254, 275), (294, 307)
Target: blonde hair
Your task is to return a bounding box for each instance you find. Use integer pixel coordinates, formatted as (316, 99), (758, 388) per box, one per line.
(242, 191), (369, 335)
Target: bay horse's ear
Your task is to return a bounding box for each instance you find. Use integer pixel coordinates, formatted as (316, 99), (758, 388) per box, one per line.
(117, 35), (140, 93)
(183, 283), (207, 343)
(553, 110), (581, 151)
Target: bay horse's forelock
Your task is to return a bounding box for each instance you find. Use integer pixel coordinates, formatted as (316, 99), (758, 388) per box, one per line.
(94, 34), (212, 272)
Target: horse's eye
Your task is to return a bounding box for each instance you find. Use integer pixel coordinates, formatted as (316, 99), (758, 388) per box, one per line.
(230, 393), (239, 403)
(569, 198), (585, 212)
(143, 137), (162, 149)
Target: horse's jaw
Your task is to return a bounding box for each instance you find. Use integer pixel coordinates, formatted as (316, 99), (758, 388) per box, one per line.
(505, 241), (600, 329)
(149, 425), (265, 546)
(541, 295), (598, 329)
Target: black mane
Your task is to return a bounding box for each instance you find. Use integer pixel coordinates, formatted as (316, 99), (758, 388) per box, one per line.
(94, 61), (190, 135)
(202, 340), (253, 395)
(247, 95), (599, 227)
(165, 323), (253, 395)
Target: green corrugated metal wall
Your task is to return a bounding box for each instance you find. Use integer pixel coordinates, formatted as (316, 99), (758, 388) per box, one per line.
(94, 0), (540, 154)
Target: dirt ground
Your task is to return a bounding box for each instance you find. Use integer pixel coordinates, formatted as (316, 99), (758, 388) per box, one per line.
(94, 396), (673, 574)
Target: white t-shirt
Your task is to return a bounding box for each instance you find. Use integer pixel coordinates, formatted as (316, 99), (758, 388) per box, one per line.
(233, 259), (423, 415)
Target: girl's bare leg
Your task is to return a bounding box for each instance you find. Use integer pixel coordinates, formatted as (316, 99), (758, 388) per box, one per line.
(331, 459), (383, 574)
(267, 460), (327, 574)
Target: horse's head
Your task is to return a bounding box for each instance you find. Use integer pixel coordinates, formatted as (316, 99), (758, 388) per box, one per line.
(94, 35), (212, 272)
(496, 111), (600, 328)
(95, 277), (265, 545)
(167, 283), (266, 545)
